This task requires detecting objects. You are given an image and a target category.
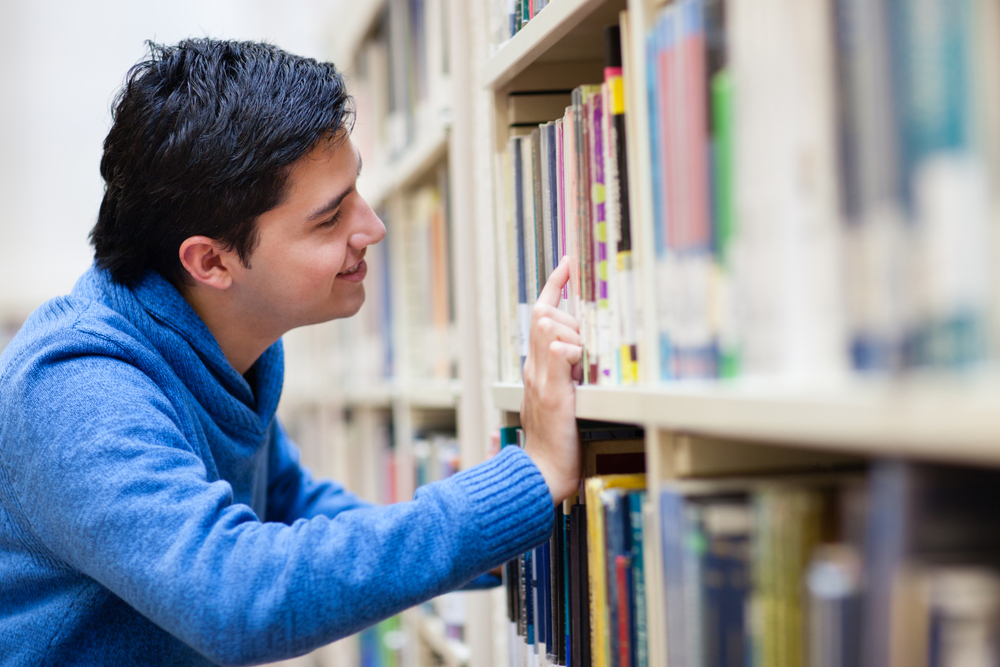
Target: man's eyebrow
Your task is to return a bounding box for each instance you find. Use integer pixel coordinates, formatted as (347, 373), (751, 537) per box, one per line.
(306, 149), (363, 222)
(306, 186), (353, 222)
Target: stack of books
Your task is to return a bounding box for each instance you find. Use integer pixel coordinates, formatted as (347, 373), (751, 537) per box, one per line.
(503, 426), (1000, 667)
(496, 26), (640, 386)
(398, 174), (457, 382)
(493, 0), (1000, 385)
(350, 0), (452, 166)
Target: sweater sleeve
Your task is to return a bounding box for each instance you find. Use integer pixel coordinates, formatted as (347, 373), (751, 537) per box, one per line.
(1, 346), (554, 666)
(265, 418), (373, 524)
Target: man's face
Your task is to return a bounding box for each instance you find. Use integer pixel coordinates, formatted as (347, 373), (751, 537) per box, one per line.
(229, 134), (385, 335)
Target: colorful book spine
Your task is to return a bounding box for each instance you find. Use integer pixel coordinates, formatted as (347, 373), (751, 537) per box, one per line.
(605, 25), (639, 385)
(590, 87), (614, 386)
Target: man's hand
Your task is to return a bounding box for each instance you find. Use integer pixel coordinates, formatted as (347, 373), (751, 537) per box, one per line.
(520, 257), (583, 505)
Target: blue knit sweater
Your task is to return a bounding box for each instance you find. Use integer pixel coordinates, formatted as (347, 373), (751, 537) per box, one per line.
(0, 267), (553, 666)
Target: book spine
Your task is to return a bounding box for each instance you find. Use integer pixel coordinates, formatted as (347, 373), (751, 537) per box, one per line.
(564, 107), (583, 326)
(552, 504), (564, 665)
(660, 490), (688, 667)
(581, 88), (600, 384)
(531, 128), (547, 298)
(547, 123), (561, 289)
(615, 555), (633, 667)
(540, 126), (555, 288)
(556, 118), (570, 308)
(585, 479), (610, 667)
(628, 492), (648, 667)
(572, 87), (593, 382)
(511, 137), (530, 374)
(603, 491), (624, 667)
(606, 24), (639, 385)
(591, 86), (613, 386)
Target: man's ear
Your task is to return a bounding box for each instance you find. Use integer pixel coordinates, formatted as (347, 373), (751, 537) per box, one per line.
(179, 236), (236, 290)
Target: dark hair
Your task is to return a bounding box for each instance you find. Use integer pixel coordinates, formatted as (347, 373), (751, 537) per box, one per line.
(90, 39), (354, 286)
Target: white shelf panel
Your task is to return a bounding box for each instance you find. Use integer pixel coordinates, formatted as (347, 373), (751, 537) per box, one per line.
(492, 380), (1000, 466)
(358, 125), (449, 209)
(402, 379), (463, 409)
(332, 0), (386, 67)
(482, 0), (617, 89)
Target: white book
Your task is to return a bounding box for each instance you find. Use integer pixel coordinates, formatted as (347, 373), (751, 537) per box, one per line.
(729, 0), (848, 381)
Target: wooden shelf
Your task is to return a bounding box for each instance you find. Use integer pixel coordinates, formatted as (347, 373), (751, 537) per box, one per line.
(358, 125), (449, 209)
(331, 0), (386, 68)
(492, 379), (1000, 466)
(481, 0), (627, 90)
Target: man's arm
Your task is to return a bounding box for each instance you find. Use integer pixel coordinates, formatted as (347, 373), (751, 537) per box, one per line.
(1, 342), (553, 666)
(265, 418), (373, 524)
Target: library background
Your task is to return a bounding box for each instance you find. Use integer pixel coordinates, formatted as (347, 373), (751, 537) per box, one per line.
(2, 0), (1000, 665)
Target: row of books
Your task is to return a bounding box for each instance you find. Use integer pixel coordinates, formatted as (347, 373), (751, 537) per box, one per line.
(494, 0), (1000, 384)
(397, 172), (458, 381)
(350, 0), (451, 168)
(646, 0), (1000, 379)
(503, 427), (1000, 667)
(489, 0), (557, 53)
(496, 26), (639, 385)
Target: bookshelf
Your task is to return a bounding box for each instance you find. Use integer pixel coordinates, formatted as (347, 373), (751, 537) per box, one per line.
(473, 0), (1000, 666)
(291, 0), (1000, 664)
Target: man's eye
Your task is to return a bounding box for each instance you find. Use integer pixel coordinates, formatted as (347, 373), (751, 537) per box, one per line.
(318, 210), (344, 229)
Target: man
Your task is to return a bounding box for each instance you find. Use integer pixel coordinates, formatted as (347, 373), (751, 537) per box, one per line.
(0, 39), (584, 665)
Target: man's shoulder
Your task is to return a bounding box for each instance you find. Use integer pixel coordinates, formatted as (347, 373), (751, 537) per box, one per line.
(0, 290), (153, 391)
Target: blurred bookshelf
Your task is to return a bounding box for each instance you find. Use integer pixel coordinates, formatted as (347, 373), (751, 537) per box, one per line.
(285, 0), (1000, 664)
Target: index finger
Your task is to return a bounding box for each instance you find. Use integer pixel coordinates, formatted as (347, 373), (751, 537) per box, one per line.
(538, 256), (570, 308)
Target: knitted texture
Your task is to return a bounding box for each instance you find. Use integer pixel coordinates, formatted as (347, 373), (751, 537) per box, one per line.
(0, 267), (554, 666)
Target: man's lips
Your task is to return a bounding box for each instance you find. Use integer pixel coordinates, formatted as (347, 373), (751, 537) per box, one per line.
(337, 259), (367, 282)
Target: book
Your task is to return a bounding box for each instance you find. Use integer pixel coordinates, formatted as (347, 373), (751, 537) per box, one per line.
(586, 475), (647, 667)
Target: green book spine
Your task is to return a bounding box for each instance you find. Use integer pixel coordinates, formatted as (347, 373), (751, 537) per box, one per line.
(710, 70), (739, 379)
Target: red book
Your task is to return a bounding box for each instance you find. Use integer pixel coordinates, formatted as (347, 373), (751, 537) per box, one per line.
(615, 555), (632, 667)
(680, 0), (710, 249)
(659, 11), (678, 252)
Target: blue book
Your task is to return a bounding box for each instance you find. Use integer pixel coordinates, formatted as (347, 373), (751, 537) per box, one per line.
(660, 490), (688, 667)
(603, 490), (628, 667)
(526, 549), (535, 648)
(628, 491), (648, 667)
(546, 122), (561, 274)
(564, 508), (572, 667)
(699, 500), (751, 667)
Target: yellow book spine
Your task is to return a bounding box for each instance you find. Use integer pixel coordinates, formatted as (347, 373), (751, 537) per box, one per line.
(585, 474), (646, 667)
(585, 477), (609, 667)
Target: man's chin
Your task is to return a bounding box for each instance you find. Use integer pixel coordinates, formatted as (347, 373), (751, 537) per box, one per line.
(310, 292), (365, 325)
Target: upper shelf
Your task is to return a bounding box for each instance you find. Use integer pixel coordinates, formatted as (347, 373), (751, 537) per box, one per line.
(481, 0), (628, 90)
(492, 379), (1000, 467)
(357, 124), (449, 209)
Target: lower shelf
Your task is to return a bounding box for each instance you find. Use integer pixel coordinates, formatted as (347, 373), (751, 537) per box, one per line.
(492, 377), (1000, 466)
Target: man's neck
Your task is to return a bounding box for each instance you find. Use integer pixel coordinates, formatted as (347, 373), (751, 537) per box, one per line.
(179, 283), (279, 375)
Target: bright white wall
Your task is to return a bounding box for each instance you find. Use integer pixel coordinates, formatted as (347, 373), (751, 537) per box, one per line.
(0, 0), (347, 319)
